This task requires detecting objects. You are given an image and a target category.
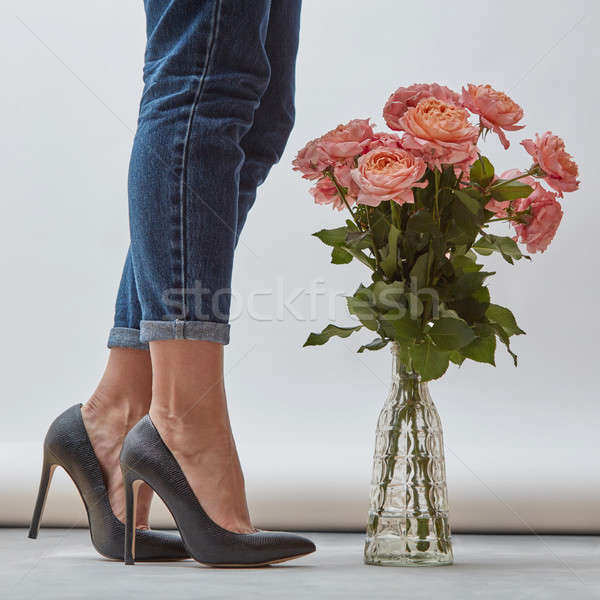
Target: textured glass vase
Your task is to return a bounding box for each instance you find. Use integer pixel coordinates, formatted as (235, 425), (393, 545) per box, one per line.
(364, 345), (453, 566)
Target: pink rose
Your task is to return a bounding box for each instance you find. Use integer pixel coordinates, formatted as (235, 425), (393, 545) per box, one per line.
(309, 166), (357, 211)
(293, 119), (374, 180)
(461, 84), (524, 149)
(310, 178), (343, 210)
(351, 148), (427, 207)
(521, 132), (580, 196)
(363, 132), (404, 153)
(485, 169), (535, 217)
(383, 83), (460, 131)
(485, 198), (510, 218)
(511, 180), (554, 213)
(512, 189), (563, 253)
(398, 98), (479, 170)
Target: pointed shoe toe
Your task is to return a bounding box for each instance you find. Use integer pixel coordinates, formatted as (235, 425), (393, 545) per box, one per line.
(121, 416), (316, 567)
(253, 531), (316, 564)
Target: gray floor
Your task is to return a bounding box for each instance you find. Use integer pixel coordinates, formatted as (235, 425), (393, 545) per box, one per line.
(2, 529), (599, 599)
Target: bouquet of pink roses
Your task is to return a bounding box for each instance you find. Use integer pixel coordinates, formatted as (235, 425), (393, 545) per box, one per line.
(294, 83), (580, 380)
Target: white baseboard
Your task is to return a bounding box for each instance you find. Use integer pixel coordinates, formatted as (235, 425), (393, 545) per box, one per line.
(1, 442), (597, 533)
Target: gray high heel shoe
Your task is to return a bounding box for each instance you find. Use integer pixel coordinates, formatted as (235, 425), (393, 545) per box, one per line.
(28, 404), (189, 561)
(121, 415), (316, 566)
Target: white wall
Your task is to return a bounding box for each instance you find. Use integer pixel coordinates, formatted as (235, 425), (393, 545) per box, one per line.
(1, 0), (598, 532)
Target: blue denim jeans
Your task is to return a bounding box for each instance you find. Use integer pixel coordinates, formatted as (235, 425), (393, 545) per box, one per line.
(107, 0), (301, 350)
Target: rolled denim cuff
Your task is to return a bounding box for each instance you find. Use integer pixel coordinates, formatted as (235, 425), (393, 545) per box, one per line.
(140, 320), (230, 345)
(107, 327), (149, 351)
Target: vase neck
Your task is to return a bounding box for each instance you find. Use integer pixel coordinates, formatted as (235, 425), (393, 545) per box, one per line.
(389, 344), (429, 405)
(390, 344), (421, 383)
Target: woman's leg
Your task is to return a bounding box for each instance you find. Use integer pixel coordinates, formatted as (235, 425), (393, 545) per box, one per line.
(82, 250), (153, 527)
(129, 0), (300, 532)
(129, 0), (272, 337)
(236, 0), (302, 241)
(148, 340), (252, 532)
(81, 348), (153, 527)
(86, 0), (300, 532)
(107, 248), (148, 351)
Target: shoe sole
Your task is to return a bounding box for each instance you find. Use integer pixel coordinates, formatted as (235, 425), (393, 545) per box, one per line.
(207, 552), (313, 568)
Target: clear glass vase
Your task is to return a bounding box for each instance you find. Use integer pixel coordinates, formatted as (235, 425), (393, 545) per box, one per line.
(364, 344), (453, 566)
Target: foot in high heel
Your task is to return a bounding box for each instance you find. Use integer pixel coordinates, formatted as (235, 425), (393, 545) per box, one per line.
(28, 404), (189, 561)
(120, 416), (316, 566)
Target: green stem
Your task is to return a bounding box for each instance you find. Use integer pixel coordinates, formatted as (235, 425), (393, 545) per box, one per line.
(371, 382), (404, 537)
(433, 170), (441, 223)
(409, 402), (429, 548)
(365, 208), (381, 272)
(390, 200), (400, 229)
(488, 168), (535, 190)
(410, 386), (440, 550)
(487, 208), (531, 224)
(324, 168), (362, 231)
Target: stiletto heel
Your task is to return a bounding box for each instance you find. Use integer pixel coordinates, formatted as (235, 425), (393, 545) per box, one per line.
(123, 469), (143, 565)
(120, 416), (316, 567)
(28, 453), (57, 539)
(28, 404), (188, 561)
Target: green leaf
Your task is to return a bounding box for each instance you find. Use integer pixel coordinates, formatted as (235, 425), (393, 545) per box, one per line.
(472, 237), (496, 251)
(380, 225), (401, 278)
(406, 293), (424, 318)
(429, 317), (476, 350)
(470, 156), (495, 187)
(344, 247), (376, 271)
(452, 255), (483, 274)
(354, 283), (374, 302)
(304, 324), (362, 347)
(358, 337), (389, 353)
(446, 271), (495, 300)
(410, 253), (431, 289)
(454, 190), (482, 215)
(474, 235), (524, 262)
(449, 350), (465, 365)
(449, 296), (488, 322)
(346, 231), (372, 250)
(490, 181), (533, 203)
(347, 296), (379, 331)
(461, 334), (496, 365)
(331, 246), (352, 264)
(450, 195), (481, 240)
(472, 285), (491, 305)
(406, 210), (438, 234)
(472, 245), (493, 256)
(312, 226), (348, 247)
(493, 236), (523, 259)
(440, 305), (461, 320)
(412, 339), (450, 381)
(489, 322), (519, 366)
(485, 304), (525, 336)
(370, 207), (391, 249)
(381, 311), (421, 341)
(372, 281), (405, 312)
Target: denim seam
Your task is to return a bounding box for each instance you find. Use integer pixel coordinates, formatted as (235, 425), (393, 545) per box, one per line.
(107, 327), (149, 351)
(178, 0), (223, 319)
(140, 320), (230, 345)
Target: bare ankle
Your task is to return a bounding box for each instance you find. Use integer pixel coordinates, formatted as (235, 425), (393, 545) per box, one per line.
(83, 389), (150, 432)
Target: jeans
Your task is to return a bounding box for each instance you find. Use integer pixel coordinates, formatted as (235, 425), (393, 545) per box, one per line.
(107, 0), (301, 350)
